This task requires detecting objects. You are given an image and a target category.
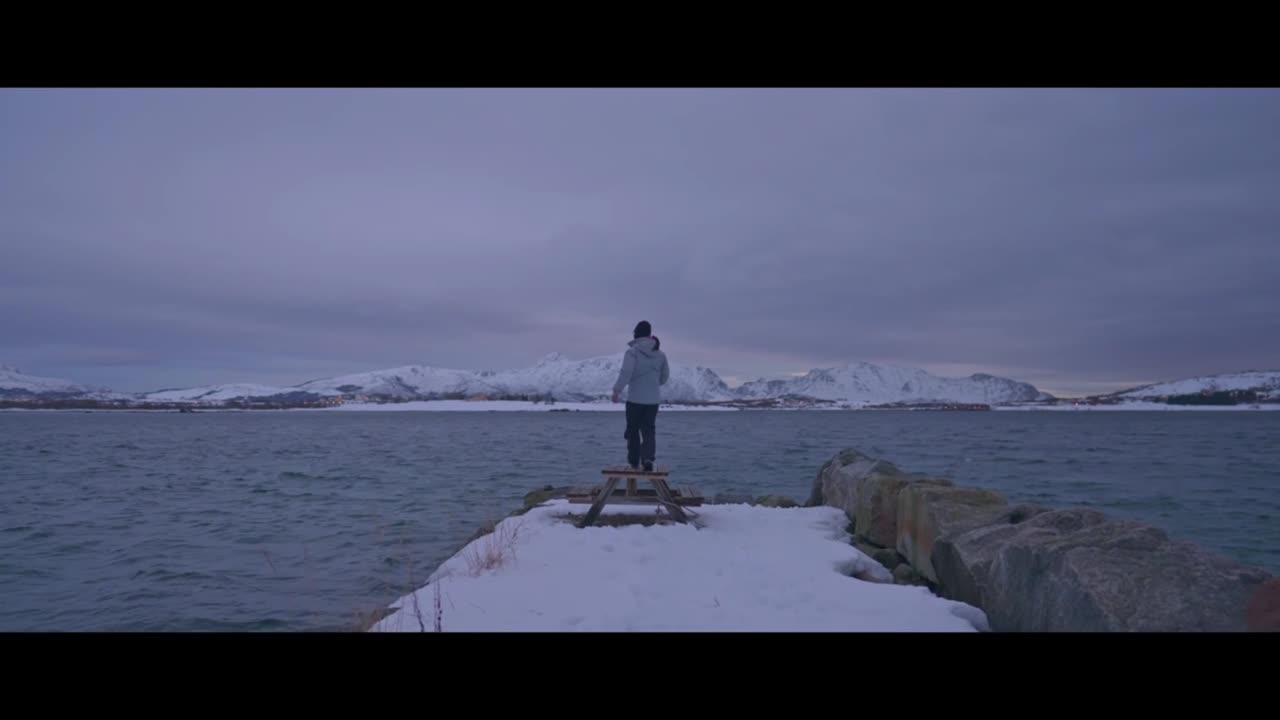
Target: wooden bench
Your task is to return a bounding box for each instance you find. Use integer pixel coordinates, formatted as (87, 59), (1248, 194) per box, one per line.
(573, 465), (703, 528)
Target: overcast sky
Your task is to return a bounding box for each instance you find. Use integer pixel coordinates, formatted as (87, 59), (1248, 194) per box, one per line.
(2, 88), (1278, 396)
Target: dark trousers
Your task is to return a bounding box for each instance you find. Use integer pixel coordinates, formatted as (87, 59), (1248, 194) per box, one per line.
(624, 401), (659, 466)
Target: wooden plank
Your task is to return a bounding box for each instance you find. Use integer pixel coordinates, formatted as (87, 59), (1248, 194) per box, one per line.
(569, 492), (700, 506)
(623, 489), (659, 498)
(580, 495), (675, 506)
(601, 465), (670, 477)
(659, 480), (690, 521)
(576, 486), (663, 501)
(680, 486), (704, 506)
(577, 475), (620, 528)
(573, 466), (696, 519)
(584, 487), (660, 497)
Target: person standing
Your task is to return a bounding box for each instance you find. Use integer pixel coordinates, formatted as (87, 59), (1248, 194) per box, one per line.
(611, 321), (669, 471)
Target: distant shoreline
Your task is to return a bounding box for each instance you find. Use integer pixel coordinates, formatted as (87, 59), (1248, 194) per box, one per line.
(993, 402), (1280, 412)
(3, 400), (1279, 413)
(7, 363), (1277, 413)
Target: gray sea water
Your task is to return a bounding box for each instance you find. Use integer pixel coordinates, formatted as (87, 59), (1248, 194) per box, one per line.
(1, 409), (1277, 631)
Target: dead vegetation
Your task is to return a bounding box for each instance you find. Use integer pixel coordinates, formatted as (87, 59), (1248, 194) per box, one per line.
(358, 499), (708, 632)
(462, 516), (526, 576)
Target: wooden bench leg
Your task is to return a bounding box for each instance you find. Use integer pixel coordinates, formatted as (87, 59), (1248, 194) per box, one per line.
(651, 477), (689, 523)
(578, 475), (620, 528)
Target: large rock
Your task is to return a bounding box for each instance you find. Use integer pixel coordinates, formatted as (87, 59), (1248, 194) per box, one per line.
(807, 448), (951, 548)
(897, 484), (1009, 583)
(852, 538), (882, 559)
(871, 547), (905, 570)
(517, 485), (572, 514)
(893, 564), (929, 587)
(753, 495), (800, 508)
(851, 468), (912, 547)
(937, 507), (1271, 632)
(806, 448), (904, 512)
(932, 504), (1049, 610)
(711, 492), (754, 505)
(855, 469), (952, 548)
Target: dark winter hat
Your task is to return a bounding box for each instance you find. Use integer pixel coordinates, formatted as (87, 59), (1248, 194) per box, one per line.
(633, 320), (652, 338)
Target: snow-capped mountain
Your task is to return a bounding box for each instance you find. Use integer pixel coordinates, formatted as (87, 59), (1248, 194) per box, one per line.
(735, 362), (1051, 406)
(2, 356), (1050, 407)
(1112, 370), (1280, 402)
(286, 353), (735, 403)
(294, 365), (499, 400)
(137, 383), (319, 403)
(11, 358), (1279, 409)
(483, 353), (736, 403)
(0, 365), (112, 400)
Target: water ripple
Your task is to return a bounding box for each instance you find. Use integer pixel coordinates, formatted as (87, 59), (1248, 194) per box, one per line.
(1, 409), (1277, 631)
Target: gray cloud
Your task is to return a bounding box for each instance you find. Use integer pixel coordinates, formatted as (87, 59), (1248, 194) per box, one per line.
(2, 88), (1278, 395)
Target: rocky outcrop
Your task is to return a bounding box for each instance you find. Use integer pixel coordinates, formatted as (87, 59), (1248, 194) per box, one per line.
(871, 547), (905, 570)
(709, 493), (799, 507)
(805, 447), (950, 547)
(517, 485), (573, 515)
(811, 448), (1275, 632)
(893, 564), (929, 587)
(852, 538), (882, 560)
(853, 469), (916, 547)
(931, 504), (1050, 610)
(753, 495), (800, 508)
(805, 448), (903, 514)
(976, 509), (1270, 632)
(897, 484), (1008, 583)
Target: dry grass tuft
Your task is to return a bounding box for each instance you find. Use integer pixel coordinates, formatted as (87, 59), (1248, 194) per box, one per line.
(462, 517), (526, 576)
(355, 606), (399, 632)
(433, 581), (443, 632)
(357, 513), (531, 632)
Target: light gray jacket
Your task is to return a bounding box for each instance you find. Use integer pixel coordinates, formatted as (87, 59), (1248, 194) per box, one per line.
(613, 337), (669, 405)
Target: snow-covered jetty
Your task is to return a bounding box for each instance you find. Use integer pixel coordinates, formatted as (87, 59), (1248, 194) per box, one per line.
(368, 449), (1279, 632)
(368, 487), (989, 632)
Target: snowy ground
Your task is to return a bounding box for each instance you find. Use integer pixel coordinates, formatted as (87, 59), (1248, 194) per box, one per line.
(1116, 370), (1280, 399)
(370, 500), (989, 632)
(995, 402), (1280, 411)
(319, 400), (738, 412)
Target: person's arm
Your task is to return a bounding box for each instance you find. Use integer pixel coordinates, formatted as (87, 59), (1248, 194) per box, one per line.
(612, 349), (635, 402)
(660, 355), (670, 386)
